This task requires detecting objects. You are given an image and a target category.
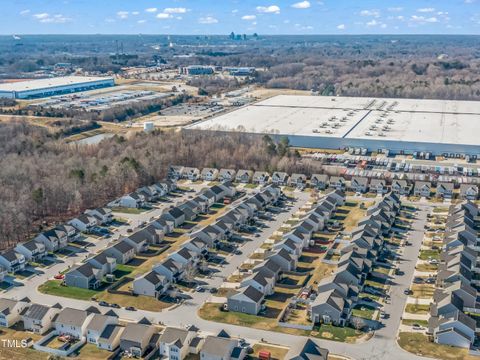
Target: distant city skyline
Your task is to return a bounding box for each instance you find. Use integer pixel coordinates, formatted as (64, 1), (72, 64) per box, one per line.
(2, 0), (480, 35)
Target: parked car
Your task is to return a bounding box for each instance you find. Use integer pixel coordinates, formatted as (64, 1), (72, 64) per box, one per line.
(209, 287), (218, 294)
(125, 306), (136, 311)
(110, 303), (120, 309)
(99, 301), (109, 307)
(195, 286), (205, 292)
(404, 289), (412, 295)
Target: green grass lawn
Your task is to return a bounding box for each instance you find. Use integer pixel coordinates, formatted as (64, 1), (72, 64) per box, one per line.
(311, 324), (365, 343)
(38, 280), (102, 300)
(419, 249), (441, 260)
(244, 183), (258, 189)
(352, 305), (376, 320)
(405, 304), (430, 314)
(111, 207), (147, 214)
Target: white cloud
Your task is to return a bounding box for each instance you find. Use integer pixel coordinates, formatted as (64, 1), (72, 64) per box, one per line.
(156, 13), (172, 19)
(198, 16), (218, 24)
(465, 0), (476, 3)
(256, 5), (280, 14)
(410, 15), (439, 23)
(137, 19), (147, 24)
(131, 11), (140, 16)
(337, 24), (345, 30)
(242, 15), (257, 20)
(34, 13), (71, 23)
(417, 8), (435, 13)
(164, 7), (188, 14)
(366, 19), (379, 27)
(388, 7), (403, 12)
(360, 9), (380, 17)
(20, 9), (30, 16)
(145, 8), (157, 13)
(117, 11), (129, 19)
(381, 23), (387, 28)
(232, 9), (239, 13)
(292, 1), (311, 9)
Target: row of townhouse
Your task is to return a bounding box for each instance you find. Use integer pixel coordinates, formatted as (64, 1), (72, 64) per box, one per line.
(1, 295), (329, 360)
(227, 190), (346, 315)
(171, 165), (480, 200)
(308, 193), (401, 326)
(0, 223), (79, 276)
(133, 186), (281, 299)
(428, 202), (480, 349)
(111, 180), (176, 209)
(63, 182), (239, 290)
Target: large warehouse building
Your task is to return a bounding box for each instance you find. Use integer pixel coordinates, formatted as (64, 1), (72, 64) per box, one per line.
(0, 76), (115, 99)
(188, 95), (480, 156)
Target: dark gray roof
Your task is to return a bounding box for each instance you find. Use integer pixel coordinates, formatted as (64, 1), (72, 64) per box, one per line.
(112, 240), (134, 253)
(23, 304), (50, 321)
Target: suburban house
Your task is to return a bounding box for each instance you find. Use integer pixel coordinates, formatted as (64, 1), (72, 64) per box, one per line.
(240, 268), (276, 295)
(64, 262), (102, 289)
(133, 271), (169, 298)
(183, 237), (210, 256)
(192, 196), (210, 214)
(55, 224), (78, 242)
(414, 181), (432, 197)
(329, 176), (346, 191)
(290, 174), (307, 189)
(159, 326), (197, 360)
(124, 232), (150, 253)
(86, 313), (119, 345)
(15, 240), (46, 262)
(182, 167), (201, 181)
(219, 169), (236, 182)
(120, 323), (157, 357)
(103, 241), (136, 264)
(200, 334), (243, 360)
(201, 168), (219, 181)
(119, 193), (145, 208)
(235, 170), (253, 183)
(369, 179), (387, 194)
(34, 228), (68, 251)
(459, 184), (479, 200)
(154, 258), (185, 282)
(0, 298), (30, 328)
(253, 259), (283, 281)
(311, 174), (329, 190)
(271, 172), (289, 186)
(169, 165), (185, 180)
(163, 207), (186, 227)
(97, 324), (125, 351)
(436, 182), (454, 199)
(137, 186), (160, 202)
(87, 252), (117, 276)
(391, 179), (411, 195)
(154, 216), (175, 235)
(69, 214), (98, 233)
(227, 286), (264, 315)
(267, 248), (297, 271)
(308, 288), (352, 326)
(141, 224), (165, 244)
(54, 307), (94, 339)
(0, 249), (26, 273)
(22, 303), (62, 335)
(170, 247), (200, 267)
(289, 339), (329, 360)
(252, 171), (270, 185)
(178, 201), (200, 221)
(350, 177), (369, 193)
(85, 208), (113, 225)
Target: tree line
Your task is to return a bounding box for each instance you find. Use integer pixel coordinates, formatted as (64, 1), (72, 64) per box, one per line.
(0, 121), (325, 249)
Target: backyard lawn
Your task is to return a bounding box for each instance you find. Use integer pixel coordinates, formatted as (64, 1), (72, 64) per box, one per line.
(74, 343), (113, 360)
(0, 328), (46, 360)
(419, 249), (441, 261)
(311, 324), (366, 343)
(252, 344), (289, 360)
(398, 332), (478, 360)
(111, 207), (147, 214)
(352, 304), (376, 320)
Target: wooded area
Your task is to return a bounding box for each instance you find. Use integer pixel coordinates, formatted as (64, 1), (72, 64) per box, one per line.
(0, 121), (322, 248)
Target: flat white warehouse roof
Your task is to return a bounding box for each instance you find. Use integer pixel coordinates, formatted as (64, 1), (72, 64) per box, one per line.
(188, 95), (480, 147)
(0, 76), (114, 93)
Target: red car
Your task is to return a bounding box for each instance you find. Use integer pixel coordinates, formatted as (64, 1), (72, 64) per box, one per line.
(54, 274), (64, 280)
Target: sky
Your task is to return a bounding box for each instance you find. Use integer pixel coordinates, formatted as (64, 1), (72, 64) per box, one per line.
(2, 0), (480, 35)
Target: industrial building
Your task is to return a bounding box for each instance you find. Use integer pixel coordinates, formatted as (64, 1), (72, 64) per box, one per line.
(179, 65), (215, 76)
(187, 95), (480, 156)
(0, 76), (115, 99)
